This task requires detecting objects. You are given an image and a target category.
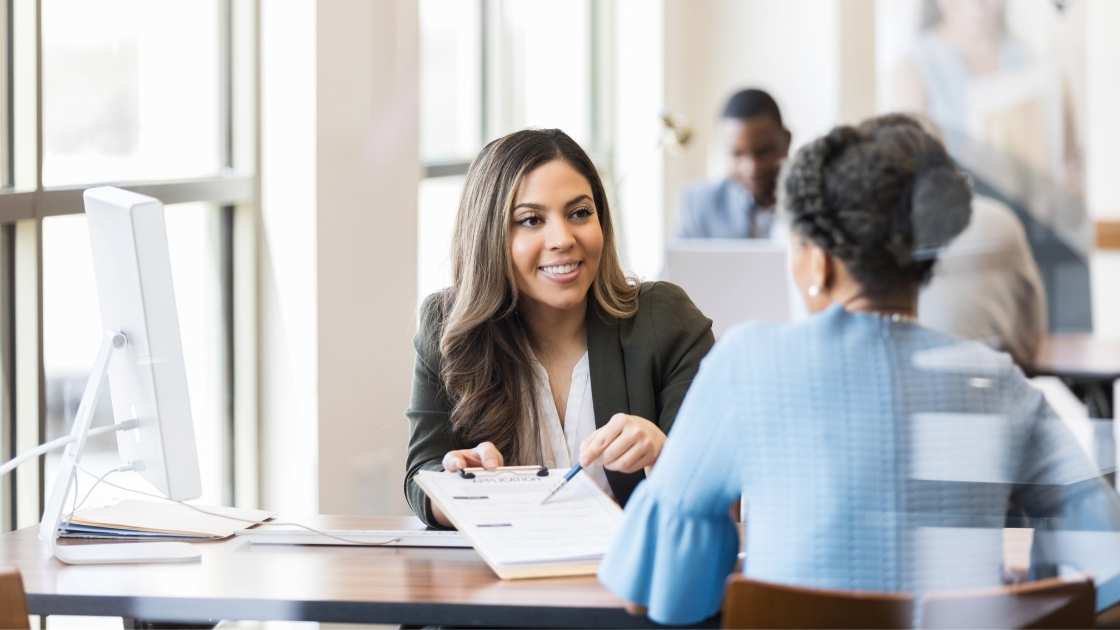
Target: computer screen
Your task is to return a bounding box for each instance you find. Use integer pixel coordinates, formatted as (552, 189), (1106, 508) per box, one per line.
(663, 238), (798, 337)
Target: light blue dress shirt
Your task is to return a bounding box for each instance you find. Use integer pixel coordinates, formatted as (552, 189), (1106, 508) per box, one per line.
(598, 306), (1120, 625)
(677, 177), (774, 239)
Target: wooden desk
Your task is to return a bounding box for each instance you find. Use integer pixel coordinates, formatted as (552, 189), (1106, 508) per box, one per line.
(1032, 335), (1120, 383)
(1031, 334), (1120, 419)
(0, 515), (652, 628)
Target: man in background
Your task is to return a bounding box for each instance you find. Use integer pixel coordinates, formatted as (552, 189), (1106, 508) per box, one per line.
(677, 88), (791, 239)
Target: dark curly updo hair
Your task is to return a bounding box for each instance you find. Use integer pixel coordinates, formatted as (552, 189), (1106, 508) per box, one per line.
(782, 114), (973, 301)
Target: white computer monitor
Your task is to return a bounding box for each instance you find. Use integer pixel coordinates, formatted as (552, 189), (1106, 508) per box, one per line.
(86, 186), (201, 500)
(663, 238), (800, 338)
(37, 186), (202, 563)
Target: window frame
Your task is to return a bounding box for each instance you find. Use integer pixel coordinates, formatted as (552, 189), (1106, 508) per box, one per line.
(420, 0), (605, 179)
(0, 0), (259, 530)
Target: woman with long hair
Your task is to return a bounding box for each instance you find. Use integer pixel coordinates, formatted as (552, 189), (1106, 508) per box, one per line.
(404, 128), (713, 528)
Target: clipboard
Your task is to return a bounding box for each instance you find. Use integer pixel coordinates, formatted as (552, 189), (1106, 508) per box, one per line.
(415, 467), (622, 579)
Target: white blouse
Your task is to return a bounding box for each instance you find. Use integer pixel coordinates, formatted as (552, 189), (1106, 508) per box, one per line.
(527, 351), (614, 499)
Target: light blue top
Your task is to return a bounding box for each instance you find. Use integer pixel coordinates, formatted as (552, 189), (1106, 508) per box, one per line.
(598, 306), (1120, 625)
(677, 177), (774, 239)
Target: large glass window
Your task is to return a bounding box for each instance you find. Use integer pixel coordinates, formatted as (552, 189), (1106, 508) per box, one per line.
(1, 0), (252, 548)
(418, 175), (465, 299)
(490, 0), (592, 146)
(42, 0), (225, 185)
(42, 205), (229, 509)
(418, 0), (597, 299)
(0, 230), (10, 531)
(420, 0), (483, 164)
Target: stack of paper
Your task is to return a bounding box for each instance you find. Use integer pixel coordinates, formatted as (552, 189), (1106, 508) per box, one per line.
(239, 526), (469, 548)
(60, 499), (271, 541)
(415, 468), (622, 579)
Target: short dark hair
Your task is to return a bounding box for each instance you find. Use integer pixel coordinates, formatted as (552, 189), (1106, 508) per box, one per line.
(721, 88), (784, 127)
(782, 113), (973, 300)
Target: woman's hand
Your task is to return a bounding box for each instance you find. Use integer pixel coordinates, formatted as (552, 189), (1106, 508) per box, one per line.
(431, 442), (505, 527)
(579, 413), (666, 473)
(441, 441), (504, 472)
(624, 601), (648, 616)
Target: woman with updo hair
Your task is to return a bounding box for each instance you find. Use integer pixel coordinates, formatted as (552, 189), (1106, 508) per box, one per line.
(598, 114), (1120, 626)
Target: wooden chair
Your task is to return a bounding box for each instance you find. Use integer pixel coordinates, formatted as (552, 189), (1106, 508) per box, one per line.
(0, 567), (30, 630)
(722, 574), (1094, 629)
(919, 575), (1095, 629)
(722, 576), (914, 629)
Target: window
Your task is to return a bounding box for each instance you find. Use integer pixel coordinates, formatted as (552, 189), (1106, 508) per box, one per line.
(0, 0), (10, 528)
(42, 0), (225, 185)
(42, 204), (229, 509)
(488, 0), (593, 146)
(0, 228), (11, 531)
(0, 0), (255, 535)
(418, 0), (599, 298)
(420, 0), (482, 164)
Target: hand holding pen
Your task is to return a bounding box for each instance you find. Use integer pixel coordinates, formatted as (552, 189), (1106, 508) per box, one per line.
(578, 413), (665, 474)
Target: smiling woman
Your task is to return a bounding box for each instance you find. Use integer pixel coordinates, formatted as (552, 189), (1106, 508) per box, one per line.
(509, 161), (604, 314)
(403, 129), (715, 528)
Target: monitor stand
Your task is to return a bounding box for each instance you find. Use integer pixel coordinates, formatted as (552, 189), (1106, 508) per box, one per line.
(38, 331), (201, 565)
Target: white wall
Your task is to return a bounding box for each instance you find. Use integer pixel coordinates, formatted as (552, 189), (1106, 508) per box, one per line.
(315, 0), (418, 516)
(259, 0), (418, 516)
(1088, 0), (1120, 335)
(259, 0), (318, 515)
(1086, 0), (1120, 220)
(611, 0), (666, 279)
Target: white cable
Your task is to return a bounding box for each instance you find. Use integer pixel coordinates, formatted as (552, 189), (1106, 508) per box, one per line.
(73, 466), (402, 546)
(67, 468), (79, 524)
(70, 465), (134, 518)
(0, 418), (140, 477)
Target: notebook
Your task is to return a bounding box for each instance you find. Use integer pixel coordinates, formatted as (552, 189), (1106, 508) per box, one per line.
(60, 499), (271, 540)
(415, 468), (623, 579)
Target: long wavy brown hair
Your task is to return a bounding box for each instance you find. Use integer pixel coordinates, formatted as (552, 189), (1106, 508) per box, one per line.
(431, 128), (638, 462)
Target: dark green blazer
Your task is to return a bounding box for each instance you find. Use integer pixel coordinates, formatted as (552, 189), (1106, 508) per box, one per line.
(403, 281), (714, 527)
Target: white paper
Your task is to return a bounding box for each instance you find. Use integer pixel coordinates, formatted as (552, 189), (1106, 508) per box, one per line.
(417, 469), (622, 567)
(69, 499), (271, 538)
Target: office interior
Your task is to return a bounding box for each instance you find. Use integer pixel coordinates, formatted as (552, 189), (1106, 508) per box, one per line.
(2, 0), (1120, 627)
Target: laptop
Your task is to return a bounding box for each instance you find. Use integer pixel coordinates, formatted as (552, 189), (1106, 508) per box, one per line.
(663, 239), (799, 338)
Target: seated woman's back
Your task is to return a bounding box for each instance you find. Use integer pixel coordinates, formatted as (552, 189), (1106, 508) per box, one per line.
(598, 114), (1120, 626)
(720, 307), (1090, 593)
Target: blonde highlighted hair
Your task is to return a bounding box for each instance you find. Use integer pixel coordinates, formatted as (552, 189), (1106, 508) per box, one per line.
(431, 128), (637, 461)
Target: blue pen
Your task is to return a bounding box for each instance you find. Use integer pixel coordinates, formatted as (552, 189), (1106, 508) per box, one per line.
(538, 464), (582, 505)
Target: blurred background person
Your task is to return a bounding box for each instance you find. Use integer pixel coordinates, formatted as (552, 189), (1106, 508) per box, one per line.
(676, 88), (791, 240)
(920, 194), (1047, 368)
(887, 0), (1092, 333)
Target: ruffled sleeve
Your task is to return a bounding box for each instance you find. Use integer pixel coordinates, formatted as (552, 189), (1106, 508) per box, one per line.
(598, 327), (756, 625)
(598, 482), (739, 625)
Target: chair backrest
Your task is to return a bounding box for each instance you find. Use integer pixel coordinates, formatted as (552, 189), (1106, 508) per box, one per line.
(722, 575), (914, 629)
(918, 575), (1095, 629)
(0, 567), (30, 630)
(721, 574), (1095, 630)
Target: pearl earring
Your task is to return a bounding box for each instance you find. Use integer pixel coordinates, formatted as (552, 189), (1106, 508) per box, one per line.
(808, 285), (821, 297)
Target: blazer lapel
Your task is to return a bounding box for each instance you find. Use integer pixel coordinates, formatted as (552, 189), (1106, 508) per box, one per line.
(585, 301), (645, 505)
(585, 302), (629, 429)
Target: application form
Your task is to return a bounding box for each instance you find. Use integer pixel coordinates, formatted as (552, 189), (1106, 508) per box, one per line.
(416, 468), (623, 578)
